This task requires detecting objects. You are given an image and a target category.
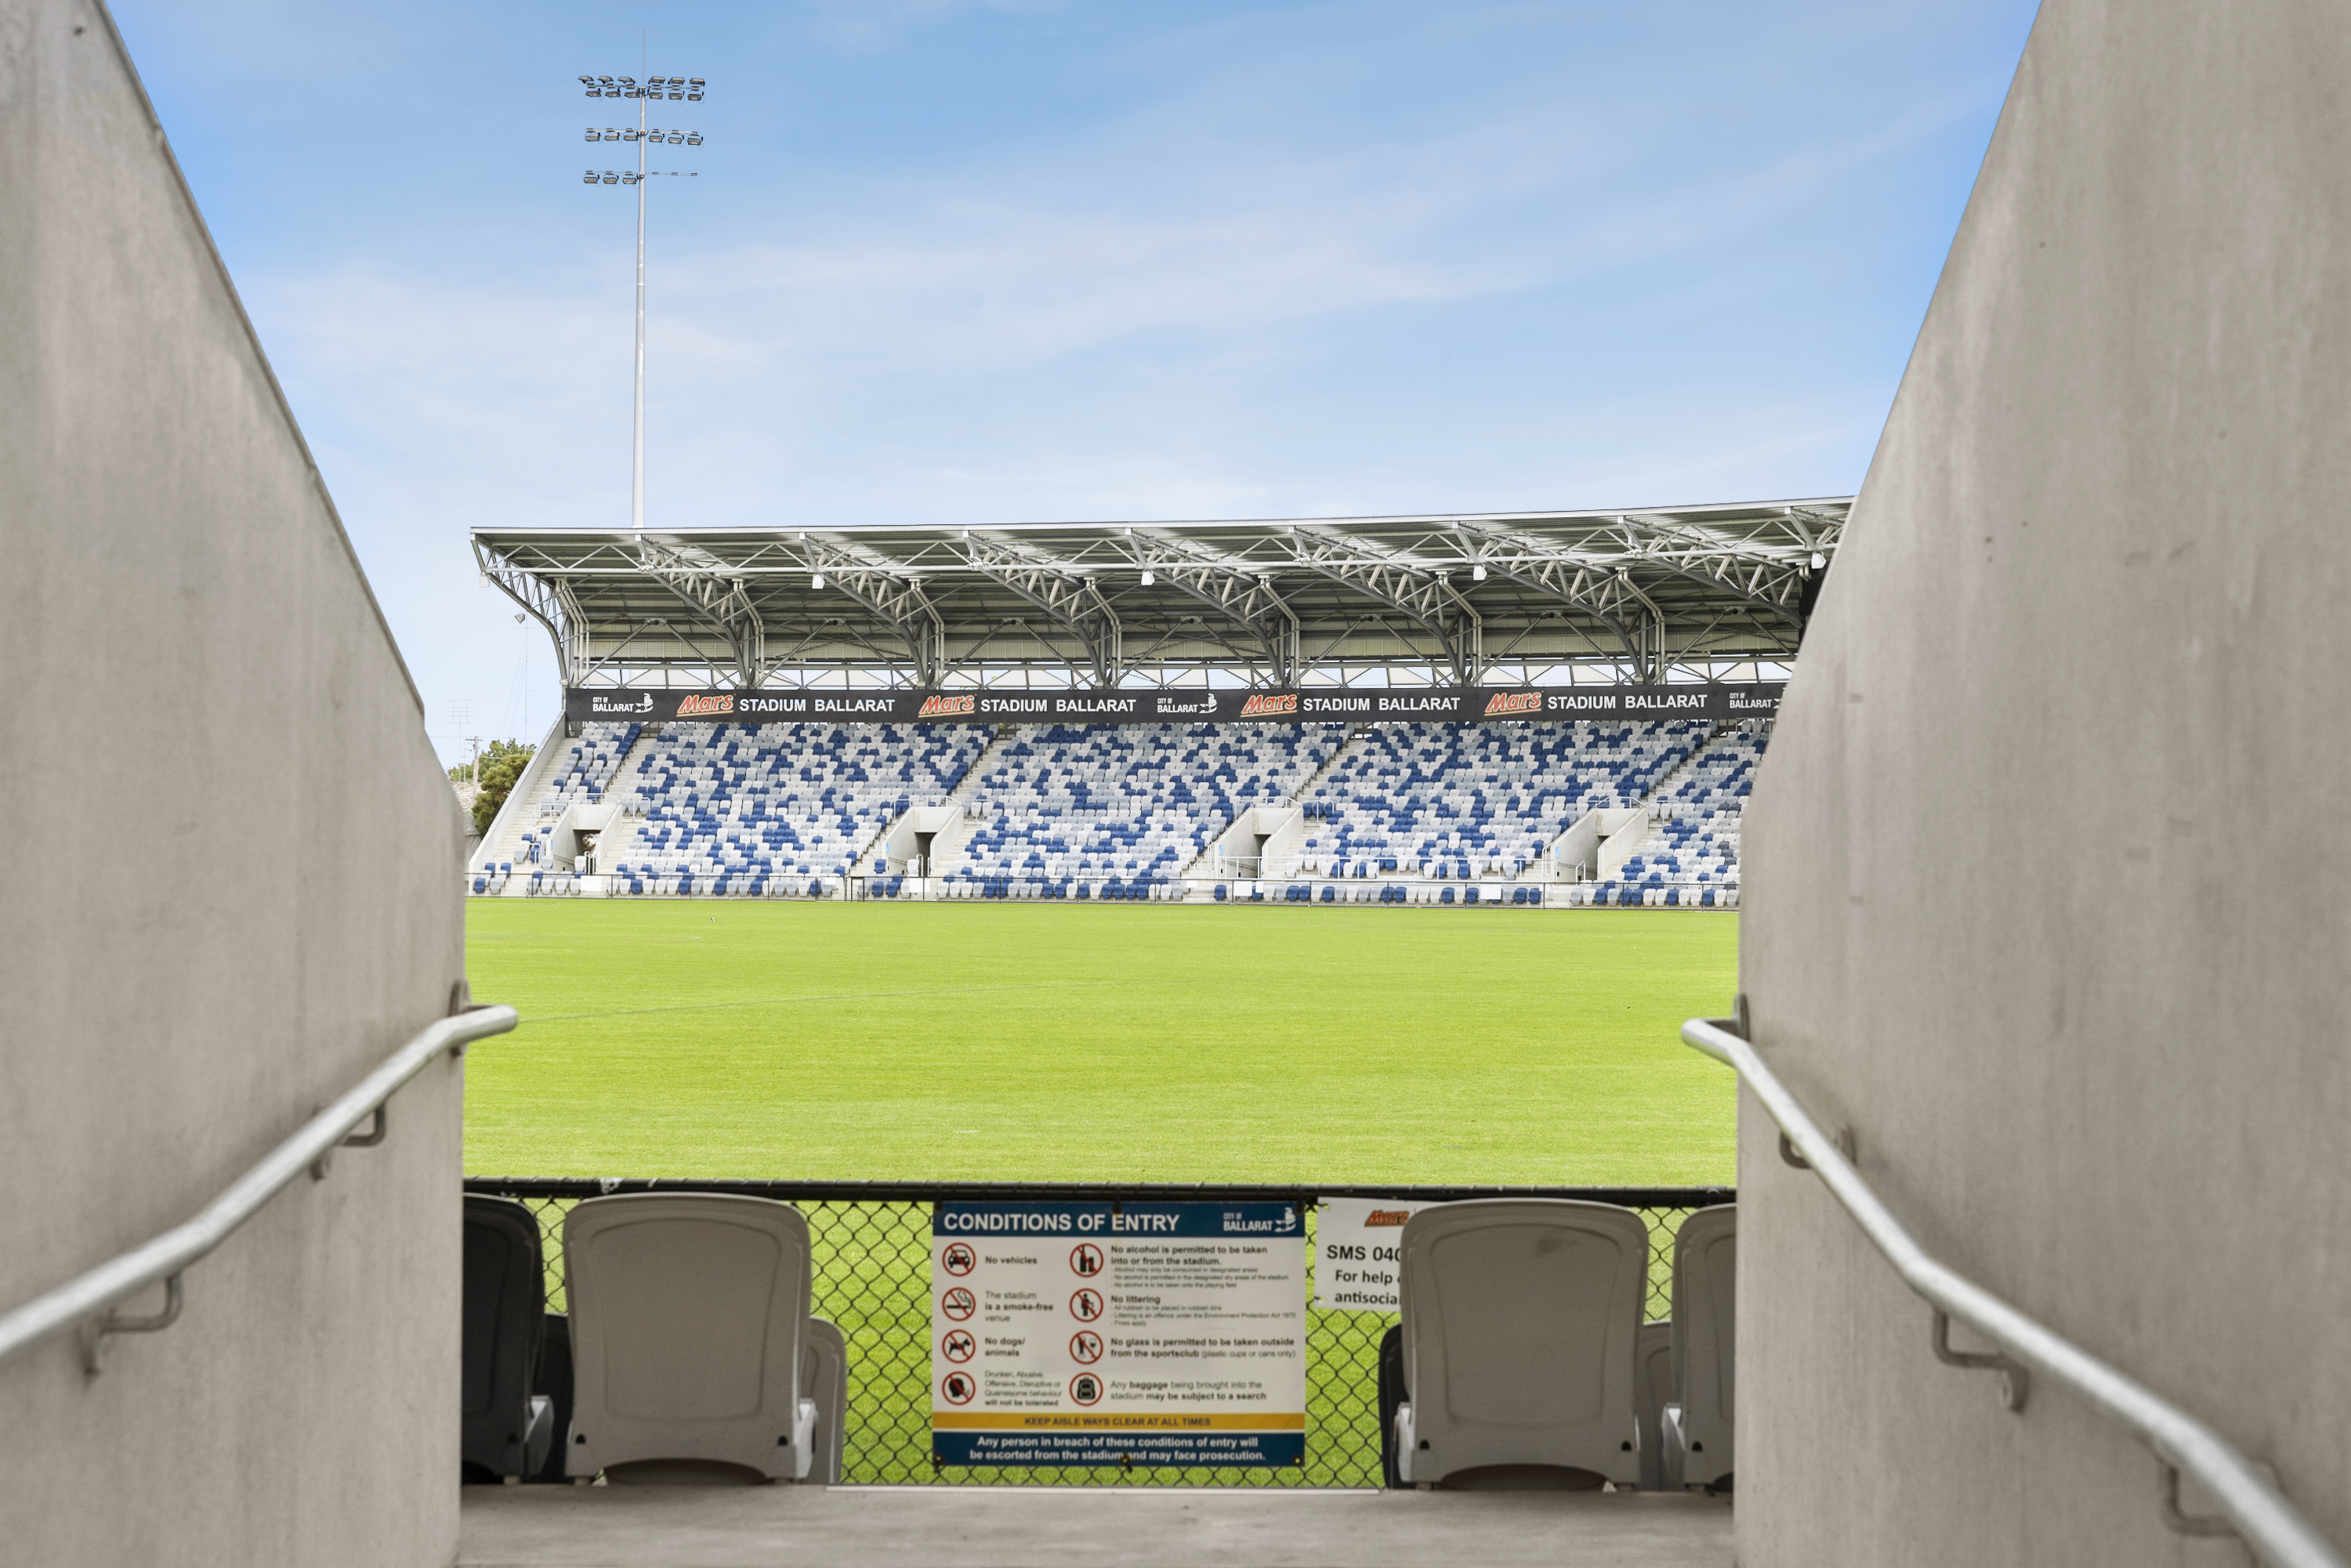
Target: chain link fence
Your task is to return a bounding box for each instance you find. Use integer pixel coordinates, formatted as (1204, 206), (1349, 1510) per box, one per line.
(466, 1179), (1730, 1489)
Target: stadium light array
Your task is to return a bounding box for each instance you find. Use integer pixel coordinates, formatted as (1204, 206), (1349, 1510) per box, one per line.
(577, 67), (708, 531)
(580, 74), (705, 100)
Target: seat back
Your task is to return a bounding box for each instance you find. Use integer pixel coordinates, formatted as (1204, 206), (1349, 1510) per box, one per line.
(462, 1196), (547, 1479)
(801, 1316), (849, 1485)
(1398, 1199), (1648, 1486)
(563, 1193), (811, 1480)
(1670, 1204), (1737, 1488)
(1636, 1318), (1675, 1492)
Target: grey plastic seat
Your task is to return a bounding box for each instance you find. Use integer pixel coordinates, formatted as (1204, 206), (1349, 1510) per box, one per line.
(801, 1316), (849, 1486)
(1661, 1204), (1736, 1490)
(563, 1193), (818, 1483)
(1636, 1318), (1676, 1493)
(1392, 1198), (1650, 1488)
(462, 1196), (556, 1482)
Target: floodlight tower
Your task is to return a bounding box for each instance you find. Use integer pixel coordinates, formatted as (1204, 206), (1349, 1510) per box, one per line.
(578, 71), (706, 531)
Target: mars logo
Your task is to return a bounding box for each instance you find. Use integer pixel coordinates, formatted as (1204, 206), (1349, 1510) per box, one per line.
(1237, 693), (1299, 719)
(918, 693), (977, 718)
(1362, 1209), (1411, 1227)
(676, 693), (734, 717)
(1483, 691), (1541, 717)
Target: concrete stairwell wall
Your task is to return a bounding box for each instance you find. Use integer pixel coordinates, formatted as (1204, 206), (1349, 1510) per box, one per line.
(0, 3), (469, 1563)
(1737, 3), (2351, 1563)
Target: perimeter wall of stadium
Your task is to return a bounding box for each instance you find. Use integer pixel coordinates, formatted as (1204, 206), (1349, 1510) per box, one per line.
(1737, 2), (2351, 1562)
(1, 6), (469, 1565)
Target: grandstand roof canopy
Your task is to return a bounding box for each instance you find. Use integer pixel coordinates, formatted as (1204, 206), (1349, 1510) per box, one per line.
(475, 497), (1849, 692)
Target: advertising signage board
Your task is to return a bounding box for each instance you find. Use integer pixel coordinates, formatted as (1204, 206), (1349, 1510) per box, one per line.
(567, 683), (1784, 727)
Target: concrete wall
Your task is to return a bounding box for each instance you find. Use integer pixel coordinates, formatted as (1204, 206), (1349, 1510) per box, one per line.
(1737, 2), (2351, 1563)
(0, 3), (470, 1564)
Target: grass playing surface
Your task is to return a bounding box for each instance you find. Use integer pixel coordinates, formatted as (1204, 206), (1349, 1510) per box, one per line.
(462, 900), (1739, 1186)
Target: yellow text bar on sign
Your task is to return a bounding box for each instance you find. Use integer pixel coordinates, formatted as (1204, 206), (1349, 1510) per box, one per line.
(932, 1412), (1306, 1431)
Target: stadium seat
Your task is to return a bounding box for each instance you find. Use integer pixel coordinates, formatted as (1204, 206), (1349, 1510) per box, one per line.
(1391, 1199), (1649, 1489)
(462, 1196), (556, 1483)
(1636, 1319), (1676, 1494)
(801, 1316), (849, 1487)
(1661, 1204), (1736, 1491)
(562, 1193), (819, 1483)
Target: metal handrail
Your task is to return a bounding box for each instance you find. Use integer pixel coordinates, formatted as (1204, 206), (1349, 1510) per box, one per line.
(1683, 1014), (2343, 1568)
(0, 1001), (520, 1372)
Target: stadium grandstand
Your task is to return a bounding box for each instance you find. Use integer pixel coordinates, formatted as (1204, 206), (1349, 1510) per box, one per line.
(467, 501), (1842, 907)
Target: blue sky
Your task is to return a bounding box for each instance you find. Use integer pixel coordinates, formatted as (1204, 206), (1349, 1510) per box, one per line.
(110, 0), (2039, 761)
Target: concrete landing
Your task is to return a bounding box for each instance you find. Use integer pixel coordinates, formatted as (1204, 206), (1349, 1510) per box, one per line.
(459, 1485), (1733, 1568)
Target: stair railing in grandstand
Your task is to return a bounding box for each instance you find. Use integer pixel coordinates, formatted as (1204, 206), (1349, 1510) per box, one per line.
(0, 990), (520, 1375)
(1682, 1011), (2344, 1568)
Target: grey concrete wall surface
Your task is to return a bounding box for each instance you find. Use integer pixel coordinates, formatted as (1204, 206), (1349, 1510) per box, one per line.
(1737, 1), (2351, 1563)
(0, 2), (471, 1564)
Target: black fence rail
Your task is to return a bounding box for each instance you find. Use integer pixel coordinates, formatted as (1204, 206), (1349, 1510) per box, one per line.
(465, 1178), (1733, 1489)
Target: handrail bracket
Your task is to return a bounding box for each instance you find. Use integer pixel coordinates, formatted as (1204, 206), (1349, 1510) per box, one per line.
(1933, 1309), (2030, 1412)
(78, 1274), (184, 1376)
(2160, 1462), (2239, 1539)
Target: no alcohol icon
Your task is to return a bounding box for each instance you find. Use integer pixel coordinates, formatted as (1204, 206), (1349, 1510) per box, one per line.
(1070, 1242), (1104, 1276)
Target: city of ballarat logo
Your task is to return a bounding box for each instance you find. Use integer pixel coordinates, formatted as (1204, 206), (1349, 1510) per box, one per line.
(917, 693), (978, 718)
(676, 693), (735, 716)
(589, 692), (656, 715)
(1362, 1209), (1411, 1227)
(1482, 691), (1541, 716)
(1237, 692), (1299, 718)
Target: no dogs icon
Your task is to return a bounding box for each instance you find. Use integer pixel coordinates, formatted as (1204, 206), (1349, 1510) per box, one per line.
(941, 1331), (976, 1363)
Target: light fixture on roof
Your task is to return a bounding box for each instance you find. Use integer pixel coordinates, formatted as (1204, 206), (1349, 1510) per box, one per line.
(1810, 552), (1826, 570)
(1140, 570), (1155, 586)
(812, 573), (827, 590)
(1472, 563), (1487, 582)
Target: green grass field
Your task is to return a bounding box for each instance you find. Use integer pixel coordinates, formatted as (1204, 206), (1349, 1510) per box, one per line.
(463, 901), (1740, 1186)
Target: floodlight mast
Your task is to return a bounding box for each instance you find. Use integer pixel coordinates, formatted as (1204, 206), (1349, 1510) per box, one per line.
(578, 70), (707, 531)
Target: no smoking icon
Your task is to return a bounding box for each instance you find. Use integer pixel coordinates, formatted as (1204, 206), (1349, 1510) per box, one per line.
(941, 1331), (976, 1363)
(1069, 1243), (1104, 1276)
(942, 1242), (977, 1276)
(941, 1287), (977, 1321)
(1069, 1287), (1103, 1322)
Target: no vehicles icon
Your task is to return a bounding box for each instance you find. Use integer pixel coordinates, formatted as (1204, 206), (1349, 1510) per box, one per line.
(941, 1287), (977, 1321)
(942, 1242), (977, 1276)
(941, 1331), (976, 1363)
(1069, 1243), (1104, 1276)
(1069, 1288), (1103, 1322)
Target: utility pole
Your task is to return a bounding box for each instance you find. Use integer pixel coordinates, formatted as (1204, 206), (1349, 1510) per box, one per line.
(578, 66), (706, 531)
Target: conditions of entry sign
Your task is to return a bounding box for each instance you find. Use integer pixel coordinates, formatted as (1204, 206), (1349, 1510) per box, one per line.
(929, 1201), (1307, 1468)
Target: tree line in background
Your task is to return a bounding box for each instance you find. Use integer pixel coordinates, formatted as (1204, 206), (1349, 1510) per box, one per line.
(449, 740), (536, 836)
